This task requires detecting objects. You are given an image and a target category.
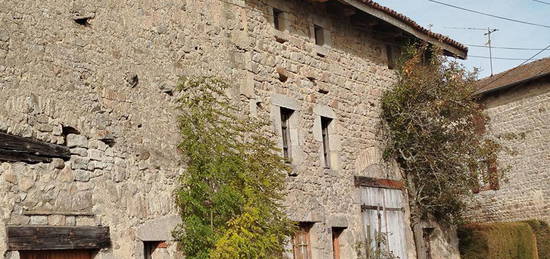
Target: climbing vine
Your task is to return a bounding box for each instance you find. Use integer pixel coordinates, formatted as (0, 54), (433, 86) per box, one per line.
(173, 77), (295, 259)
(381, 45), (506, 224)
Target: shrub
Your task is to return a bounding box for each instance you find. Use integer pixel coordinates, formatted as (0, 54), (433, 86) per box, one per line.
(458, 222), (539, 259)
(173, 77), (295, 259)
(524, 220), (550, 259)
(381, 44), (505, 224)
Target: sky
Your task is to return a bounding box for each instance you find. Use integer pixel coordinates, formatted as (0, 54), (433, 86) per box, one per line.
(377, 0), (550, 79)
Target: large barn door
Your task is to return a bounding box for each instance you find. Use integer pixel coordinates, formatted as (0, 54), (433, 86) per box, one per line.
(356, 177), (407, 259)
(20, 250), (92, 259)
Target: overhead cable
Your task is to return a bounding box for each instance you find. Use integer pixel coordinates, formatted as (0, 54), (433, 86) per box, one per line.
(428, 0), (550, 29)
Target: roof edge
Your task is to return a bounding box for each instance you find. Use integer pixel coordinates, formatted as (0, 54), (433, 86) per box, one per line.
(477, 71), (550, 96)
(341, 0), (467, 59)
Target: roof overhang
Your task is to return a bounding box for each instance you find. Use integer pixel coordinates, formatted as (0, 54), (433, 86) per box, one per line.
(331, 0), (468, 59)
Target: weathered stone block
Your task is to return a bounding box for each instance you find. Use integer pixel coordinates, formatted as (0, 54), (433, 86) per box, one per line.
(66, 134), (88, 148)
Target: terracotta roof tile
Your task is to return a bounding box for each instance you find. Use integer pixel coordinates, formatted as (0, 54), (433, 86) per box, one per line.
(477, 57), (550, 95)
(358, 0), (467, 53)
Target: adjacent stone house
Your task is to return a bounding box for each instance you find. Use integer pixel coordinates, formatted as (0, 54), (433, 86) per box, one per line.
(0, 0), (466, 258)
(468, 58), (550, 224)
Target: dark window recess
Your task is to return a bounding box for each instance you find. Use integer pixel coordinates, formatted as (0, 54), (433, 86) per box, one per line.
(273, 8), (283, 31)
(280, 108), (294, 162)
(144, 241), (164, 259)
(386, 45), (396, 69)
(293, 222), (314, 259)
(332, 227), (345, 259)
(314, 25), (325, 46)
(321, 116), (332, 168)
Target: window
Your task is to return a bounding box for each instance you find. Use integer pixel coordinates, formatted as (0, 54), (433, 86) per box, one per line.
(273, 8), (284, 31)
(321, 116), (332, 168)
(314, 24), (325, 46)
(281, 107), (294, 162)
(293, 222), (313, 259)
(332, 227), (345, 259)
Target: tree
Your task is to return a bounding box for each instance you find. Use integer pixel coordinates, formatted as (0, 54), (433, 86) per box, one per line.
(173, 77), (295, 259)
(381, 45), (505, 224)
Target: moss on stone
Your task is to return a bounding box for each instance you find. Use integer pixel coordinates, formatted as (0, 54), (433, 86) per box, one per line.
(458, 222), (539, 259)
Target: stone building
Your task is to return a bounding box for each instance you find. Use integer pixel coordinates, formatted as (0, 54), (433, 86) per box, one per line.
(0, 0), (466, 258)
(468, 58), (550, 224)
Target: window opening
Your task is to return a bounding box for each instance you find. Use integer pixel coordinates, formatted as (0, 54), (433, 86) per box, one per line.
(314, 24), (325, 46)
(280, 107), (294, 162)
(321, 116), (332, 168)
(273, 8), (284, 31)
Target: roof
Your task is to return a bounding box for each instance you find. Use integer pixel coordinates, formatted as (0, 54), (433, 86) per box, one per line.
(477, 58), (550, 95)
(340, 0), (468, 58)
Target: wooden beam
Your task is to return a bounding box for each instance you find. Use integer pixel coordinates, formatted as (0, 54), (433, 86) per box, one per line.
(0, 132), (70, 163)
(7, 226), (111, 251)
(354, 176), (404, 190)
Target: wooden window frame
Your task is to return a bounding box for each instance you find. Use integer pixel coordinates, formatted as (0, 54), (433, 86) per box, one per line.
(293, 222), (313, 259)
(280, 107), (294, 163)
(321, 116), (332, 168)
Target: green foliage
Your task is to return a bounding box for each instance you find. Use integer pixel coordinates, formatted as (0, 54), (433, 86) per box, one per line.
(524, 220), (550, 259)
(381, 44), (504, 223)
(173, 77), (295, 259)
(458, 222), (539, 259)
(355, 232), (398, 259)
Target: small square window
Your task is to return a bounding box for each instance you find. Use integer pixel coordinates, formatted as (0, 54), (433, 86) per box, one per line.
(273, 8), (284, 31)
(314, 24), (325, 46)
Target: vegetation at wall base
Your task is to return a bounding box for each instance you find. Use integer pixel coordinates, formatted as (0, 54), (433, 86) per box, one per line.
(523, 220), (550, 259)
(458, 222), (539, 259)
(173, 77), (295, 259)
(381, 44), (505, 224)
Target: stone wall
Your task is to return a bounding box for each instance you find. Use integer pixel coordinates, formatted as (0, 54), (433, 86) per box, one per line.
(467, 79), (550, 224)
(0, 0), (420, 258)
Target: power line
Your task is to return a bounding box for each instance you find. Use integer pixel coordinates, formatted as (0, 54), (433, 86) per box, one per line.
(479, 43), (550, 87)
(428, 0), (550, 29)
(466, 44), (550, 51)
(469, 55), (531, 61)
(533, 0), (550, 5)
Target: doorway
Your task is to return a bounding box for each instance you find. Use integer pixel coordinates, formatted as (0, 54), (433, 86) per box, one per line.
(19, 250), (92, 259)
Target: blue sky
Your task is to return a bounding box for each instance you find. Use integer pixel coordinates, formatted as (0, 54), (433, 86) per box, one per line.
(377, 0), (550, 79)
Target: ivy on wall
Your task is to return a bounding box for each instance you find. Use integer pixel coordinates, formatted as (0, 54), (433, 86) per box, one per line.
(381, 45), (506, 224)
(173, 77), (295, 259)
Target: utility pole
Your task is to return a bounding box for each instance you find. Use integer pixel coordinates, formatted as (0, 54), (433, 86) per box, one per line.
(484, 28), (499, 76)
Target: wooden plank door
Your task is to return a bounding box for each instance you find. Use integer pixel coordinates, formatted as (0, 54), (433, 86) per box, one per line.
(361, 187), (407, 259)
(20, 250), (92, 259)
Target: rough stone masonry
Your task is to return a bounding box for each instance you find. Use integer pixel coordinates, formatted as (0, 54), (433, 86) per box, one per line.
(0, 0), (465, 258)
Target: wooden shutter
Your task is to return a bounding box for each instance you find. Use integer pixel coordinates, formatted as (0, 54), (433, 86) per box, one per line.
(20, 250), (92, 259)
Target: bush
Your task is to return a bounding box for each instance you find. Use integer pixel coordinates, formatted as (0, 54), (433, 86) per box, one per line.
(458, 222), (539, 259)
(524, 220), (550, 259)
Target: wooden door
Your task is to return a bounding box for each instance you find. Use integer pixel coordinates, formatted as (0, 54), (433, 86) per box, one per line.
(361, 187), (407, 259)
(20, 250), (92, 259)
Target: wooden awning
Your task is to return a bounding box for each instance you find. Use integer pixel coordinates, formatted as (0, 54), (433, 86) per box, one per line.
(7, 226), (111, 251)
(0, 132), (70, 163)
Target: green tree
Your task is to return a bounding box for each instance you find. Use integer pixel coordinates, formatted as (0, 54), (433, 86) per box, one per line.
(173, 77), (295, 259)
(381, 45), (505, 224)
